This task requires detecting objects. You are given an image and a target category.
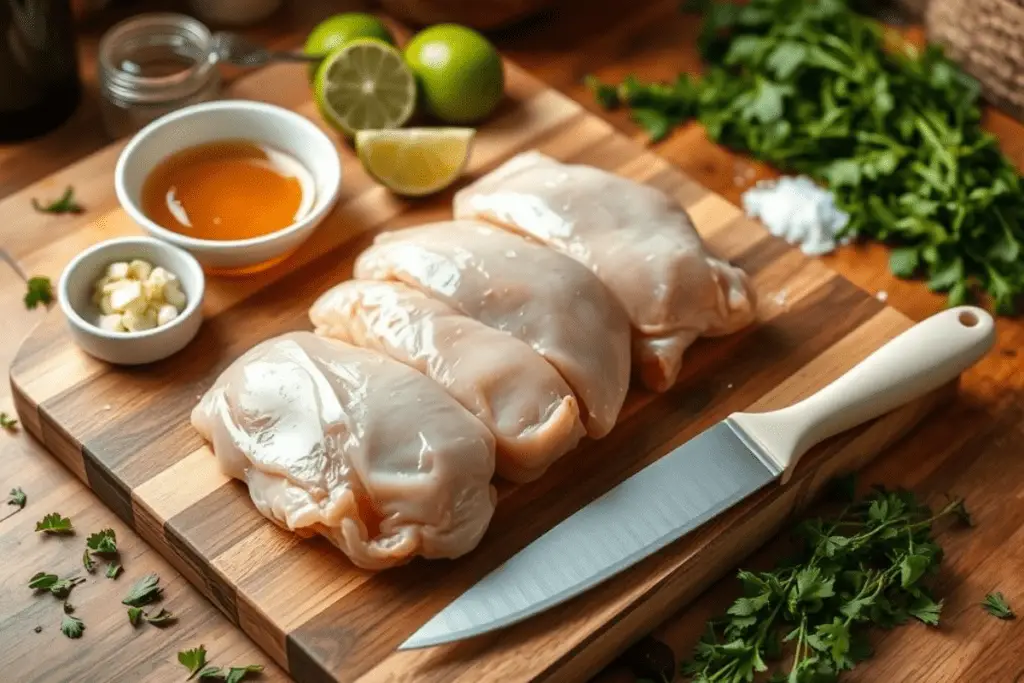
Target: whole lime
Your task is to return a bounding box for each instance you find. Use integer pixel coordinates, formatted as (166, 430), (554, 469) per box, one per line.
(304, 13), (395, 80)
(404, 24), (504, 124)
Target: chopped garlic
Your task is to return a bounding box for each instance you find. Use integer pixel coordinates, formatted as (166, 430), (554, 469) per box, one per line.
(128, 259), (153, 281)
(108, 280), (146, 314)
(91, 258), (186, 333)
(156, 304), (179, 326)
(122, 307), (158, 332)
(107, 262), (130, 279)
(98, 314), (125, 332)
(163, 282), (186, 310)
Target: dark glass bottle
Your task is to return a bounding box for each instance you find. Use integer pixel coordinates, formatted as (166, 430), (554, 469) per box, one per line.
(0, 0), (82, 142)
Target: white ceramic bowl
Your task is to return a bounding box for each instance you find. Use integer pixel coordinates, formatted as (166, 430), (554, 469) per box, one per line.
(59, 236), (206, 365)
(114, 99), (342, 273)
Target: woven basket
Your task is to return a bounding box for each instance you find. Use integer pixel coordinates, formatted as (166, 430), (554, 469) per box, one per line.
(378, 0), (555, 29)
(926, 0), (1024, 119)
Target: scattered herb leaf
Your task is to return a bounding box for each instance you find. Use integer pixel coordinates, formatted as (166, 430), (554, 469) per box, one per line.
(60, 614), (84, 639)
(127, 606), (144, 627)
(106, 562), (123, 580)
(28, 572), (59, 591)
(86, 528), (117, 554)
(982, 592), (1015, 620)
(24, 276), (54, 310)
(7, 486), (26, 509)
(143, 608), (177, 627)
(63, 601), (75, 614)
(32, 186), (84, 215)
(122, 572), (161, 607)
(1, 413), (18, 432)
(83, 549), (96, 573)
(179, 645), (208, 680)
(224, 665), (264, 683)
(35, 512), (73, 535)
(680, 489), (965, 681)
(197, 666), (222, 679)
(49, 577), (85, 599)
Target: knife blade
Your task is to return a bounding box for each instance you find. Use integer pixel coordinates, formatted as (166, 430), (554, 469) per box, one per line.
(401, 306), (995, 650)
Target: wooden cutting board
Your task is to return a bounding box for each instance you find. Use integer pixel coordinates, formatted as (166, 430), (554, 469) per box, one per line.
(9, 56), (950, 683)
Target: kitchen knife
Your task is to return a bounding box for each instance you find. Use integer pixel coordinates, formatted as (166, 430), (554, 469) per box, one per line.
(400, 306), (995, 650)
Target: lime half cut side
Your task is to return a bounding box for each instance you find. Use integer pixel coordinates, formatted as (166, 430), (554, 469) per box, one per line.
(314, 39), (416, 136)
(356, 127), (475, 197)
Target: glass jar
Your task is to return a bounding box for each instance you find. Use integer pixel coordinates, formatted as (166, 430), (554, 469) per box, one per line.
(98, 13), (221, 139)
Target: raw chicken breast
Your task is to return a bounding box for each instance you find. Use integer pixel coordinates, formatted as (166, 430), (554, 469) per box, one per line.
(454, 151), (756, 392)
(354, 220), (632, 438)
(310, 281), (587, 483)
(191, 331), (496, 570)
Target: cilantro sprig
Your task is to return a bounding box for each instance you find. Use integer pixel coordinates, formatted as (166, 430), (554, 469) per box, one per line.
(24, 276), (54, 310)
(589, 0), (1024, 313)
(31, 186), (84, 215)
(35, 512), (74, 535)
(680, 488), (968, 682)
(982, 592), (1014, 620)
(178, 645), (263, 682)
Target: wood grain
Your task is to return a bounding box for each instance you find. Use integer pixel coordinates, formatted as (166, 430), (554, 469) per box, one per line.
(7, 46), (951, 683)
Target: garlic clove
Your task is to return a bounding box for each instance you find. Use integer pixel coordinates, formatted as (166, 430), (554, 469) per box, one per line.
(108, 280), (146, 314)
(156, 304), (179, 326)
(163, 283), (187, 310)
(98, 314), (125, 332)
(106, 262), (130, 279)
(122, 307), (157, 332)
(128, 259), (153, 281)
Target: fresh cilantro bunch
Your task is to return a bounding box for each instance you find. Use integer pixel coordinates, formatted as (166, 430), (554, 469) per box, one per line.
(589, 0), (1024, 313)
(680, 488), (968, 683)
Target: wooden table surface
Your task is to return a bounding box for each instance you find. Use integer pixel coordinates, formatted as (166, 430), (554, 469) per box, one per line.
(1, 1), (1022, 682)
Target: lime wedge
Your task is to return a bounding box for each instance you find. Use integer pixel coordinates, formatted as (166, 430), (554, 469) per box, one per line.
(356, 128), (475, 197)
(314, 39), (416, 136)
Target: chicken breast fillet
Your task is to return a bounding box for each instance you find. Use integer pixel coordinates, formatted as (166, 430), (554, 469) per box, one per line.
(454, 151), (757, 392)
(310, 280), (587, 482)
(354, 220), (632, 438)
(190, 332), (497, 570)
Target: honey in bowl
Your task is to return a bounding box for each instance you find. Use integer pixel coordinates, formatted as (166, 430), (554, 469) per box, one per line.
(141, 139), (315, 241)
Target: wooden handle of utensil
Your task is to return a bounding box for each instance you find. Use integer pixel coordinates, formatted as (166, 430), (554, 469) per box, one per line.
(730, 306), (995, 484)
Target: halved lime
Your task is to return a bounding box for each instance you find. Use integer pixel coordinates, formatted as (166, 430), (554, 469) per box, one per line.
(313, 39), (416, 136)
(356, 127), (475, 197)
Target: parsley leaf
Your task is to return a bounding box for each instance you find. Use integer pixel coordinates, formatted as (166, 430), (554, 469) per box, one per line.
(224, 665), (264, 683)
(0, 413), (18, 432)
(24, 276), (54, 310)
(83, 549), (96, 573)
(127, 606), (144, 627)
(106, 562), (123, 579)
(35, 512), (73, 535)
(143, 608), (176, 626)
(982, 592), (1015, 620)
(60, 614), (85, 639)
(49, 577), (85, 599)
(680, 489), (967, 681)
(179, 645), (208, 680)
(28, 572), (59, 591)
(7, 486), (26, 508)
(31, 186), (84, 215)
(85, 528), (117, 554)
(122, 572), (161, 607)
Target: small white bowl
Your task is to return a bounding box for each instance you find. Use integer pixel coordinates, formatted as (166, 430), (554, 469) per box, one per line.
(114, 99), (342, 273)
(58, 236), (205, 365)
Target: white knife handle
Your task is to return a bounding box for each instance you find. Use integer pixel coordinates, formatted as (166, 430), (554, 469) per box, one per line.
(730, 306), (995, 484)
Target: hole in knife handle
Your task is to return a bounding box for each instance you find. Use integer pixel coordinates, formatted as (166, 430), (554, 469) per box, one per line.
(958, 310), (979, 327)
